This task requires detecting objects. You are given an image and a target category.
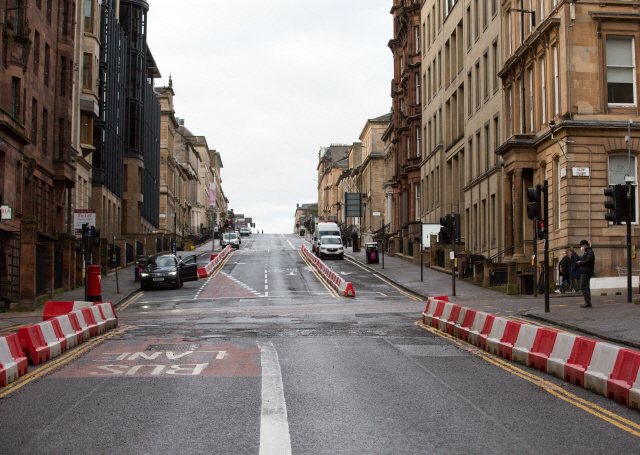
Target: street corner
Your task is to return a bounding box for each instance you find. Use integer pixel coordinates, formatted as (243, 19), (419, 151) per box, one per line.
(49, 335), (260, 379)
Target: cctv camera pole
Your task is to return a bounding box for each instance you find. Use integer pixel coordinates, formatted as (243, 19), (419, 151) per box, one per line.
(452, 214), (456, 297)
(627, 119), (633, 303)
(544, 180), (550, 313)
(113, 236), (119, 294)
(420, 225), (423, 282)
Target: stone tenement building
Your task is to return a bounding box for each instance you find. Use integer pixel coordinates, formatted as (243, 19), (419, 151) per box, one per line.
(0, 0), (77, 308)
(317, 144), (350, 223)
(385, 0), (423, 256)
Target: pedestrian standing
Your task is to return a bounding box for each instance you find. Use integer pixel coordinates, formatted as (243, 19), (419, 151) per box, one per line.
(569, 247), (580, 292)
(556, 251), (571, 294)
(577, 240), (595, 308)
(350, 230), (359, 252)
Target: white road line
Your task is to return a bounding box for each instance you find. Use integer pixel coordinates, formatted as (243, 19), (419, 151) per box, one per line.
(258, 342), (292, 455)
(281, 234), (284, 238)
(286, 240), (296, 249)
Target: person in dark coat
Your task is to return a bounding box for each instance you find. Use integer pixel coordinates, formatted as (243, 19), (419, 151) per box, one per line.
(569, 247), (581, 292)
(577, 240), (595, 308)
(351, 230), (359, 252)
(556, 251), (571, 294)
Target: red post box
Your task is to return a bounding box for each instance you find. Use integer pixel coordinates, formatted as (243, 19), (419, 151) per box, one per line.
(87, 265), (103, 302)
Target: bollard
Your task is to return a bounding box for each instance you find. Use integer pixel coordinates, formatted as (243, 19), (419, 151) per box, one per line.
(87, 265), (103, 302)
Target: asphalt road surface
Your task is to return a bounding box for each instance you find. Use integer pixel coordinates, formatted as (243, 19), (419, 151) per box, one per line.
(1, 233), (640, 454)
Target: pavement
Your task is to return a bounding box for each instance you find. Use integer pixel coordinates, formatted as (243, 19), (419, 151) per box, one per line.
(332, 237), (640, 350)
(0, 239), (220, 327)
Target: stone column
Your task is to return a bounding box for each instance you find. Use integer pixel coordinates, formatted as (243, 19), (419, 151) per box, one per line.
(43, 242), (55, 297)
(18, 216), (38, 310)
(504, 173), (514, 259)
(513, 169), (525, 259)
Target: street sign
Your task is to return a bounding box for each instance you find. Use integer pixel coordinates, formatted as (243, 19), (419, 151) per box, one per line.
(0, 205), (12, 220)
(572, 167), (590, 177)
(420, 223), (441, 248)
(373, 212), (381, 216)
(450, 251), (455, 260)
(345, 193), (363, 217)
(74, 209), (96, 235)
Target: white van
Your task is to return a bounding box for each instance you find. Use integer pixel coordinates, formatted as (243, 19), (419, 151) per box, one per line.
(313, 222), (341, 254)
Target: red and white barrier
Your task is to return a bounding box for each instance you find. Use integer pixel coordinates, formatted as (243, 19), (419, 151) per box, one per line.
(95, 302), (118, 329)
(584, 342), (622, 395)
(301, 245), (355, 297)
(38, 321), (63, 358)
(1, 333), (27, 377)
(43, 301), (94, 321)
(52, 315), (79, 350)
(607, 349), (640, 406)
(198, 245), (233, 278)
(69, 311), (89, 343)
(18, 325), (50, 365)
(90, 306), (108, 335)
(418, 302), (640, 411)
(0, 336), (20, 387)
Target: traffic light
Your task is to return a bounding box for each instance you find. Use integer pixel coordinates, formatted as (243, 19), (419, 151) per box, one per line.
(89, 226), (100, 253)
(619, 185), (636, 223)
(537, 220), (545, 240)
(527, 185), (542, 221)
(604, 186), (622, 225)
(450, 213), (461, 243)
(76, 224), (88, 255)
(439, 215), (451, 244)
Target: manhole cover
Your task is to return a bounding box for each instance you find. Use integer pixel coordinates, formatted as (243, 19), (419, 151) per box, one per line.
(146, 344), (200, 351)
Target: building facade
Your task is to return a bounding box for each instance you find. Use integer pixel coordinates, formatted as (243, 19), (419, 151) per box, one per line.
(0, 0), (77, 309)
(387, 0), (423, 256)
(317, 144), (350, 222)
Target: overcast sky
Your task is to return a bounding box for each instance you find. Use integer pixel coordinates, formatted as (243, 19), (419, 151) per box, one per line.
(147, 0), (393, 233)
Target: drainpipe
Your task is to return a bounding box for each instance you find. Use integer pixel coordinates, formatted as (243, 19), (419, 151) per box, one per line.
(566, 0), (576, 119)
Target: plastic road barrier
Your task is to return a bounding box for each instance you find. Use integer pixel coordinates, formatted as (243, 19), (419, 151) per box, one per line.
(423, 298), (440, 326)
(422, 299), (433, 324)
(301, 245), (355, 297)
(429, 301), (447, 328)
(17, 326), (50, 365)
(606, 349), (640, 406)
(76, 309), (98, 338)
(90, 306), (108, 335)
(198, 246), (233, 278)
(1, 333), (27, 377)
(564, 337), (601, 387)
(435, 303), (454, 332)
(584, 343), (622, 395)
(528, 329), (560, 372)
(51, 316), (78, 350)
(38, 321), (63, 358)
(479, 315), (502, 351)
(43, 301), (94, 321)
(68, 311), (88, 343)
(496, 321), (523, 360)
(630, 372), (640, 410)
(445, 305), (464, 336)
(456, 309), (478, 342)
(95, 302), (118, 329)
(511, 324), (541, 365)
(546, 333), (579, 379)
(468, 312), (489, 346)
(483, 317), (509, 353)
(0, 336), (20, 386)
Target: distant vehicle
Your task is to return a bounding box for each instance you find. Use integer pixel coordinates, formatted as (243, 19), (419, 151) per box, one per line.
(313, 222), (341, 254)
(299, 227), (306, 236)
(240, 227), (251, 236)
(222, 232), (240, 249)
(318, 235), (344, 260)
(139, 254), (198, 290)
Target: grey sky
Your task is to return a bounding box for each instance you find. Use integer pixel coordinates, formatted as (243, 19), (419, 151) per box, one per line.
(147, 0), (392, 233)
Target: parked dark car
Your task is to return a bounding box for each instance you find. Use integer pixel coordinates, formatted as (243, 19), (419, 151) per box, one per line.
(140, 254), (199, 290)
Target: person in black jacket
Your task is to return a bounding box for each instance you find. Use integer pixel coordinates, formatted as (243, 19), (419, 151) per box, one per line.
(556, 251), (571, 294)
(569, 247), (581, 293)
(577, 239), (595, 308)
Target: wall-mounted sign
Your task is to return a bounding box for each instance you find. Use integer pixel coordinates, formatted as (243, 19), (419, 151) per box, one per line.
(159, 214), (166, 218)
(373, 212), (381, 216)
(0, 205), (11, 220)
(572, 167), (590, 177)
(74, 209), (96, 235)
(560, 167), (567, 178)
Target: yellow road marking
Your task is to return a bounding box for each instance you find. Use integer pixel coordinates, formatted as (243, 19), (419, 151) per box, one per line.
(415, 321), (640, 437)
(0, 323), (28, 335)
(0, 325), (132, 398)
(344, 257), (370, 272)
(211, 251), (235, 278)
(117, 292), (144, 312)
(372, 274), (423, 301)
(298, 251), (339, 299)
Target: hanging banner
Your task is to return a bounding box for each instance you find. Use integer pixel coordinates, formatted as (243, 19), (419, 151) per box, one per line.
(74, 209), (96, 235)
(209, 183), (216, 207)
